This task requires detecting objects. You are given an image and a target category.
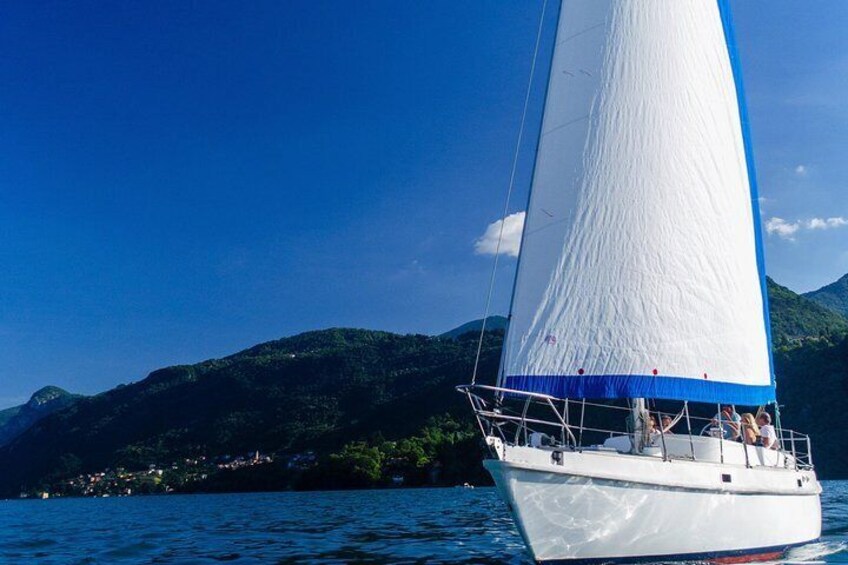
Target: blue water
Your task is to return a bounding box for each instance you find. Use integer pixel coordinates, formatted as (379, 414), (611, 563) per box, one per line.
(0, 482), (846, 564)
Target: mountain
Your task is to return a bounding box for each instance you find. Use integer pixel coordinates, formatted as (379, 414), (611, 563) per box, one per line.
(0, 405), (20, 429)
(803, 273), (848, 318)
(1, 277), (847, 495)
(440, 316), (508, 339)
(774, 334), (848, 479)
(0, 386), (81, 447)
(765, 278), (848, 480)
(767, 277), (848, 344)
(0, 329), (502, 496)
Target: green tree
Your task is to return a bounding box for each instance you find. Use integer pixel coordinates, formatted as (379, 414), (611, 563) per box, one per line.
(390, 438), (430, 468)
(330, 441), (383, 485)
(299, 441), (384, 489)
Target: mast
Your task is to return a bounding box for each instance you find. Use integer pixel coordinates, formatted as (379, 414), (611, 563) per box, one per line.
(629, 398), (648, 454)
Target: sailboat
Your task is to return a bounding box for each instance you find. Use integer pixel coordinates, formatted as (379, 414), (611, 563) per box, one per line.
(460, 1), (821, 563)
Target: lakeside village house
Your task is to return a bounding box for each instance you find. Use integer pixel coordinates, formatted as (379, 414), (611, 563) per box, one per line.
(24, 450), (277, 499)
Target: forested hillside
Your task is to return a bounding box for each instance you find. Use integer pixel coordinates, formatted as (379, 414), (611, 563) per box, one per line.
(0, 387), (80, 447)
(0, 330), (501, 496)
(775, 334), (848, 478)
(804, 273), (848, 317)
(767, 277), (848, 343)
(1, 277), (847, 496)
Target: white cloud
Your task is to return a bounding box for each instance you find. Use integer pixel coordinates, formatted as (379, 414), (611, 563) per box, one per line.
(765, 217), (800, 240)
(476, 212), (845, 250)
(807, 217), (848, 230)
(794, 165), (807, 176)
(475, 211), (525, 257)
(766, 216), (848, 241)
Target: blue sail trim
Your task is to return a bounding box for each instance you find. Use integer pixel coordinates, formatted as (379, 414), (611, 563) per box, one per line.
(716, 0), (776, 386)
(503, 374), (775, 406)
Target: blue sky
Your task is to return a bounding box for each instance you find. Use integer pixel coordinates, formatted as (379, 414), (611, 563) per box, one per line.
(0, 1), (845, 406)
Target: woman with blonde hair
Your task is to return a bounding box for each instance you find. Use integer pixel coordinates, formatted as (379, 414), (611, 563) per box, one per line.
(740, 413), (760, 446)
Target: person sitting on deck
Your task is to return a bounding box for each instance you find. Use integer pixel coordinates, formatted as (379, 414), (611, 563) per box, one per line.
(711, 405), (741, 440)
(740, 413), (760, 446)
(647, 415), (661, 446)
(661, 415), (674, 434)
(757, 412), (777, 449)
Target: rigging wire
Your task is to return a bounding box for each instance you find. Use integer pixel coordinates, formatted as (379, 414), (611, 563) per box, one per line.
(471, 0), (549, 386)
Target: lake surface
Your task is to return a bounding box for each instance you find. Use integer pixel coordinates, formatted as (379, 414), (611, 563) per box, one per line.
(0, 482), (846, 564)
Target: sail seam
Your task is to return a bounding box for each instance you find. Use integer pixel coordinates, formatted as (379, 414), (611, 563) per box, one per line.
(540, 114), (590, 137)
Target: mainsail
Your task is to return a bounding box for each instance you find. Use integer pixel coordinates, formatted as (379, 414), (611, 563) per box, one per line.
(500, 1), (774, 405)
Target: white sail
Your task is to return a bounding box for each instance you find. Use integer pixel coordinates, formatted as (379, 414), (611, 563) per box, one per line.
(501, 0), (774, 405)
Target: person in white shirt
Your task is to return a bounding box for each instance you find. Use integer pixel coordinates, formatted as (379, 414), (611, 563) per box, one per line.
(757, 412), (777, 449)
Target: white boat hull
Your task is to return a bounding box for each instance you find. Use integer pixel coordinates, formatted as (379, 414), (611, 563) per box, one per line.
(486, 446), (821, 564)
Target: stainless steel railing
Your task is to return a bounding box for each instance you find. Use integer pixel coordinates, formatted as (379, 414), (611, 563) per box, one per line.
(457, 384), (814, 471)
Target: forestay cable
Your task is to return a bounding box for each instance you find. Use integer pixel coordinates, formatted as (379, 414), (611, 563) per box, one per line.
(471, 0), (549, 385)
